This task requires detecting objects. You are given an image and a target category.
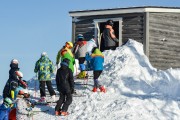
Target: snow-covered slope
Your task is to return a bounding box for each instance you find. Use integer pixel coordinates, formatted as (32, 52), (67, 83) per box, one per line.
(1, 39), (180, 120)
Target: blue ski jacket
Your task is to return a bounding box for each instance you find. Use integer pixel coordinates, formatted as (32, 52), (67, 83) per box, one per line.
(85, 48), (104, 71)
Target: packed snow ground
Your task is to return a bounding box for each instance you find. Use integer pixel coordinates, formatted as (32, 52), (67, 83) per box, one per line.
(1, 39), (180, 120)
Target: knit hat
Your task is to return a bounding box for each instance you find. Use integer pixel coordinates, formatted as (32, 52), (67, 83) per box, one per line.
(11, 59), (19, 64)
(41, 52), (47, 57)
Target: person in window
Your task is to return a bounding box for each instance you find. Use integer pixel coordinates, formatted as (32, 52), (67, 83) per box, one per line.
(103, 20), (119, 50)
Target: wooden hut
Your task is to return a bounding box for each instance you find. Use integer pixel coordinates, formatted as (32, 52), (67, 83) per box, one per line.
(69, 6), (180, 70)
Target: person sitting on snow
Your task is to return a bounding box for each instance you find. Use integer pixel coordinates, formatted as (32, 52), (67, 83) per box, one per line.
(0, 97), (13, 120)
(73, 34), (88, 78)
(85, 47), (106, 92)
(9, 82), (30, 120)
(55, 58), (74, 116)
(34, 52), (56, 103)
(15, 89), (33, 120)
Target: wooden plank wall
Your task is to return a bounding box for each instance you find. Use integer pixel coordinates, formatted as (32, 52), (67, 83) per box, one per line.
(149, 13), (180, 69)
(74, 13), (144, 44)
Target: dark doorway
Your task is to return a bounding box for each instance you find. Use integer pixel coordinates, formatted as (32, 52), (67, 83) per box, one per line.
(99, 21), (119, 51)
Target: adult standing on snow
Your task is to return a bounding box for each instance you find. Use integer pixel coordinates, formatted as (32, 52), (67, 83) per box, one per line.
(34, 52), (56, 102)
(73, 34), (88, 78)
(85, 47), (106, 92)
(55, 58), (74, 116)
(0, 97), (13, 120)
(56, 42), (75, 73)
(103, 20), (119, 50)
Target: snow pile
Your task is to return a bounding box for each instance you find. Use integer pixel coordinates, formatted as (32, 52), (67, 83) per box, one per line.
(1, 39), (180, 120)
(103, 39), (180, 99)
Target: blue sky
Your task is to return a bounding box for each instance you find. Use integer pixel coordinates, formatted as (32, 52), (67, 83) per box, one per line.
(0, 0), (180, 93)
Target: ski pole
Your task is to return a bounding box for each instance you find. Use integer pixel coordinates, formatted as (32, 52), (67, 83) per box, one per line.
(34, 73), (38, 98)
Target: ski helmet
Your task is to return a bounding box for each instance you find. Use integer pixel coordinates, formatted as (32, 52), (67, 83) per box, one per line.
(106, 20), (114, 26)
(77, 34), (84, 39)
(11, 59), (19, 64)
(15, 71), (23, 78)
(3, 97), (13, 107)
(66, 42), (73, 48)
(18, 89), (28, 95)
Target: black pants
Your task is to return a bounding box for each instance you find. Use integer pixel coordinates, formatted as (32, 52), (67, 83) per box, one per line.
(55, 92), (72, 112)
(78, 57), (85, 64)
(93, 70), (102, 79)
(39, 81), (56, 97)
(93, 70), (102, 87)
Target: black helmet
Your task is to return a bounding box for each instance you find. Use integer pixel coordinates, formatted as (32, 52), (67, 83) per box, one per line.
(106, 20), (114, 26)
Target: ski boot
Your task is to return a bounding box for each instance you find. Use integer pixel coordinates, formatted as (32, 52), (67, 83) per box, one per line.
(38, 97), (46, 103)
(92, 87), (97, 92)
(77, 71), (87, 79)
(55, 111), (61, 116)
(60, 111), (69, 116)
(99, 86), (106, 93)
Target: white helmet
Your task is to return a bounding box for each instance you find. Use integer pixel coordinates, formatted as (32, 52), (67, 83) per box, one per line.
(11, 59), (19, 64)
(41, 52), (47, 57)
(15, 71), (23, 78)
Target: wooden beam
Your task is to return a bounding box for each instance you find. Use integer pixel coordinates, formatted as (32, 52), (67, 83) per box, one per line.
(143, 12), (149, 58)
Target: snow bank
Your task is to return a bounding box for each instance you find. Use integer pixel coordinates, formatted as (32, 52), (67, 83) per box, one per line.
(102, 39), (180, 99)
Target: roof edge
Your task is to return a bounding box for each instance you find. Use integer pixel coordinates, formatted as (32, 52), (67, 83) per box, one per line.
(69, 6), (180, 17)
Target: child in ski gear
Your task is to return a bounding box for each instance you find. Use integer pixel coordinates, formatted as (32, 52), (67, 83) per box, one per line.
(56, 42), (75, 73)
(73, 34), (88, 78)
(55, 58), (74, 116)
(34, 52), (56, 102)
(3, 70), (23, 100)
(0, 97), (12, 120)
(103, 20), (119, 50)
(16, 89), (33, 120)
(85, 47), (106, 92)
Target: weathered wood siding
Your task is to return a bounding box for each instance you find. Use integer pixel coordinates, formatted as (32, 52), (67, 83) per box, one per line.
(74, 13), (144, 44)
(149, 13), (180, 69)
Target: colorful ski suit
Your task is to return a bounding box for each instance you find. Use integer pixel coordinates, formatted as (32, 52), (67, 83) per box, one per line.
(34, 56), (54, 81)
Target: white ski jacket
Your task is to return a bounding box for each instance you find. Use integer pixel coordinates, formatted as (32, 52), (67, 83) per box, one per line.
(16, 98), (30, 120)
